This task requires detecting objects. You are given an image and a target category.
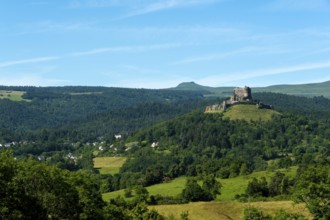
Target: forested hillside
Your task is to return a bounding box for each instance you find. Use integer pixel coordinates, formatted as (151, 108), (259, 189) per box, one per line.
(0, 86), (209, 140)
(102, 106), (329, 219)
(0, 85), (329, 219)
(114, 111), (329, 187)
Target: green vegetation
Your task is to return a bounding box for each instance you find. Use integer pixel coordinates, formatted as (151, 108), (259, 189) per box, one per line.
(293, 165), (330, 219)
(103, 168), (297, 202)
(222, 104), (280, 122)
(219, 167), (297, 201)
(0, 84), (329, 219)
(254, 80), (330, 98)
(0, 86), (209, 141)
(69, 92), (103, 95)
(0, 90), (29, 101)
(152, 201), (311, 220)
(0, 150), (105, 219)
(94, 157), (127, 175)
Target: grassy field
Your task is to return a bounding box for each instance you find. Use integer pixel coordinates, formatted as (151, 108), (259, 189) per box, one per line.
(93, 157), (126, 175)
(219, 167), (296, 200)
(152, 200), (312, 220)
(102, 167), (297, 202)
(0, 90), (29, 101)
(102, 177), (187, 202)
(102, 167), (308, 219)
(223, 105), (280, 122)
(69, 92), (103, 95)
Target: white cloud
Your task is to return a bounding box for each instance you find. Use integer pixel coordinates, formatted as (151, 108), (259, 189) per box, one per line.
(121, 65), (160, 74)
(172, 47), (271, 65)
(106, 76), (189, 89)
(118, 0), (222, 18)
(266, 0), (330, 11)
(70, 43), (181, 56)
(70, 0), (221, 13)
(198, 60), (330, 86)
(0, 56), (59, 68)
(0, 43), (180, 70)
(0, 75), (69, 86)
(69, 0), (122, 8)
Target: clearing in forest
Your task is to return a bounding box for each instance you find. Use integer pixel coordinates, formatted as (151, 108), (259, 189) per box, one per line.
(93, 156), (126, 175)
(0, 90), (29, 101)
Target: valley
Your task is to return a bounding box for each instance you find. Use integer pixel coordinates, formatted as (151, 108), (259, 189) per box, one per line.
(0, 83), (329, 219)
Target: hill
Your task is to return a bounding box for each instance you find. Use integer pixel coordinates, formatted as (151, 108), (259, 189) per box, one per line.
(0, 84), (329, 219)
(0, 86), (210, 142)
(172, 80), (330, 98)
(254, 80), (330, 97)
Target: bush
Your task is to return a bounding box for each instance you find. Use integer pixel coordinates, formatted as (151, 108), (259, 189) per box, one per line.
(243, 207), (271, 220)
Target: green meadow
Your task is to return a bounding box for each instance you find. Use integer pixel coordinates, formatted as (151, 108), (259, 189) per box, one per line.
(0, 90), (29, 102)
(223, 104), (280, 122)
(102, 167), (297, 202)
(93, 157), (127, 175)
(152, 200), (311, 220)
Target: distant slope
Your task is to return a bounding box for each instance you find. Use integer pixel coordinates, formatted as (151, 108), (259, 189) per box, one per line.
(0, 86), (213, 141)
(172, 81), (330, 98)
(172, 82), (234, 97)
(254, 80), (330, 97)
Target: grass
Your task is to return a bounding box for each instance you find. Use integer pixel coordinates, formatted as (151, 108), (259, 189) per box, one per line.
(102, 167), (309, 218)
(152, 200), (312, 220)
(69, 92), (103, 95)
(0, 90), (30, 102)
(218, 167), (297, 200)
(93, 157), (126, 175)
(102, 167), (297, 202)
(102, 177), (187, 202)
(223, 104), (280, 122)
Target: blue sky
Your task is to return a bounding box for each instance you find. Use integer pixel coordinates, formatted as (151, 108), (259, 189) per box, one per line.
(1, 0), (330, 88)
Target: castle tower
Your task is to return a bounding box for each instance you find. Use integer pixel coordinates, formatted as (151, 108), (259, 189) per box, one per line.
(233, 86), (252, 101)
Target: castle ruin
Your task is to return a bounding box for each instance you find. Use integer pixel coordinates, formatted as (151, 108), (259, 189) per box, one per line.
(232, 87), (252, 101)
(205, 86), (257, 112)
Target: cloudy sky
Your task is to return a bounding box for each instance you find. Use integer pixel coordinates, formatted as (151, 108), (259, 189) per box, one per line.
(1, 0), (330, 88)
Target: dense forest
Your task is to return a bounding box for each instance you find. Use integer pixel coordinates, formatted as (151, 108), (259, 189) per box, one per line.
(109, 111), (329, 188)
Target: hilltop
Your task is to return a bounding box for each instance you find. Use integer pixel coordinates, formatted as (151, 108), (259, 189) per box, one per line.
(222, 105), (280, 122)
(204, 86), (278, 121)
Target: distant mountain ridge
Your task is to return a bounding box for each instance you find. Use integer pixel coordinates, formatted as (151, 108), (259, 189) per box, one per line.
(172, 81), (330, 98)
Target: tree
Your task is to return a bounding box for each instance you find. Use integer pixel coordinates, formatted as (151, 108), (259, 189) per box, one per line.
(293, 165), (330, 220)
(134, 185), (149, 203)
(182, 179), (207, 202)
(268, 172), (286, 196)
(243, 207), (272, 220)
(0, 150), (107, 219)
(202, 175), (222, 200)
(245, 177), (268, 198)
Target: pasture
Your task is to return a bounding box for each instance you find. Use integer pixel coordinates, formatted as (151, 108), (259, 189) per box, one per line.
(152, 201), (311, 220)
(0, 90), (29, 101)
(223, 104), (280, 122)
(102, 167), (297, 202)
(93, 156), (126, 175)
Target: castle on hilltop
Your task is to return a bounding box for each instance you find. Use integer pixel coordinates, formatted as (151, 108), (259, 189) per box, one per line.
(205, 86), (271, 112)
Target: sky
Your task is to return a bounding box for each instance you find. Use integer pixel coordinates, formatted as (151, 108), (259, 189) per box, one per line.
(1, 0), (330, 88)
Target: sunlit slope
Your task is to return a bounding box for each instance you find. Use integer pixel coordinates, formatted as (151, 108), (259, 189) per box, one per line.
(207, 104), (280, 122)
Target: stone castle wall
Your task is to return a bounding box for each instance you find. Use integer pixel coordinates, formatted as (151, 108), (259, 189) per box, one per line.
(205, 86), (255, 112)
(233, 86), (252, 101)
